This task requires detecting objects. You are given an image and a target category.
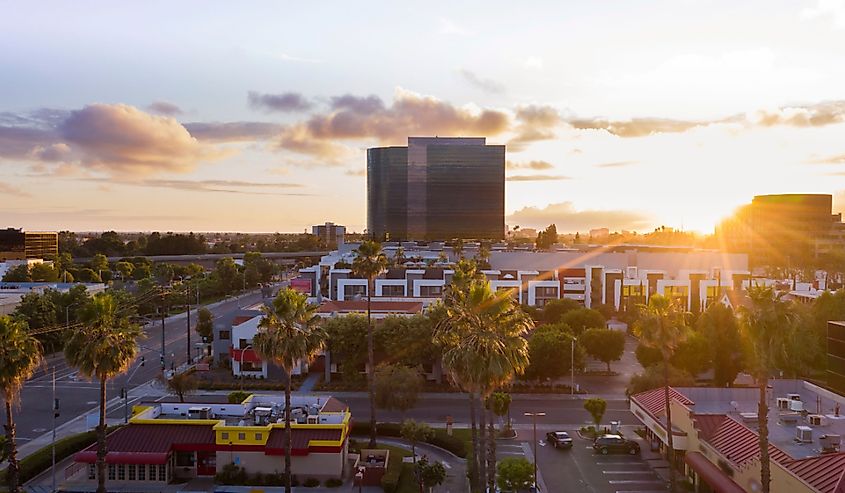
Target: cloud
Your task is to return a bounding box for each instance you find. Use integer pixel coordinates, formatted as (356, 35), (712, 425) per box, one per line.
(507, 201), (653, 233)
(79, 177), (310, 195)
(595, 160), (637, 168)
(509, 105), (561, 150)
(345, 168), (366, 177)
(506, 174), (571, 181)
(753, 100), (845, 127)
(147, 101), (183, 116)
(802, 0), (845, 28)
(524, 56), (544, 70)
(184, 121), (284, 142)
(457, 69), (505, 94)
(807, 153), (845, 164)
(57, 104), (219, 175)
(568, 117), (703, 137)
(0, 183), (30, 197)
(248, 91), (313, 113)
(506, 160), (554, 170)
(439, 18), (473, 36)
(330, 94), (385, 113)
(0, 126), (55, 159)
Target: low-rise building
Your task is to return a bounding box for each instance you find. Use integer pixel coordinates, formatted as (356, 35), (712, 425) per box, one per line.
(630, 380), (845, 493)
(67, 393), (351, 487)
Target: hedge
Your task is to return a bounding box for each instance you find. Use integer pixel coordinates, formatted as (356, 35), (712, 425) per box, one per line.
(351, 422), (467, 458)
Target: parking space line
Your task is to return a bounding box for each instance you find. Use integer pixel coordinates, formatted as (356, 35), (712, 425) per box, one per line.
(608, 480), (666, 485)
(596, 462), (645, 465)
(603, 471), (656, 475)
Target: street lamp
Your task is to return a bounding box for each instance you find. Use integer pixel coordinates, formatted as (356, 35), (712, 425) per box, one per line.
(524, 412), (545, 492)
(570, 337), (578, 396)
(239, 343), (252, 391)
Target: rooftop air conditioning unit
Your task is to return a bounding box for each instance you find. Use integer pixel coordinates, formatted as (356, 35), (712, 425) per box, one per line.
(796, 426), (813, 443)
(790, 400), (805, 412)
(809, 415), (828, 427)
(306, 415), (319, 424)
(821, 434), (842, 453)
(787, 393), (802, 401)
(777, 398), (790, 411)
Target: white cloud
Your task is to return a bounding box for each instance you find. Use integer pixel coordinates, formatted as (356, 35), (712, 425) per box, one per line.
(802, 0), (845, 28)
(524, 56), (544, 70)
(439, 18), (474, 36)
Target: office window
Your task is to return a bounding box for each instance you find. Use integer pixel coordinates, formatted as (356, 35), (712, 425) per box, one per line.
(219, 330), (230, 340)
(138, 464), (146, 481)
(221, 432), (229, 440)
(128, 464), (136, 481)
(108, 464), (116, 480)
(158, 464), (167, 481)
(255, 432), (263, 441)
(117, 464), (125, 480)
(238, 432), (246, 441)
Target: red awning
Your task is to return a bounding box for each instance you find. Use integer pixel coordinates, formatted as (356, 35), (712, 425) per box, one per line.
(231, 347), (262, 363)
(74, 451), (169, 465)
(684, 452), (746, 493)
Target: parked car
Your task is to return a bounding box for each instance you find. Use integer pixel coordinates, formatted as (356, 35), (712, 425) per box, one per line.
(545, 431), (573, 449)
(593, 434), (640, 455)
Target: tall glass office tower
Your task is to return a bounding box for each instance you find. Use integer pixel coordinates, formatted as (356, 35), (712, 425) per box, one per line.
(367, 137), (505, 240)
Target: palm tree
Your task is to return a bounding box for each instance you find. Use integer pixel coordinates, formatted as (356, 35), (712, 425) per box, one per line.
(352, 240), (388, 448)
(634, 294), (687, 492)
(435, 280), (532, 492)
(65, 292), (143, 493)
(452, 238), (464, 260)
(253, 288), (325, 493)
(0, 316), (42, 493)
(741, 286), (792, 493)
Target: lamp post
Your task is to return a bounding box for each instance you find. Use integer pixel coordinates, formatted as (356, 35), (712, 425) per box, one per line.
(239, 343), (252, 391)
(524, 412), (545, 492)
(570, 337), (577, 396)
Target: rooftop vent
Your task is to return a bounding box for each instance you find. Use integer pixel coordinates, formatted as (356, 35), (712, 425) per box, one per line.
(820, 434), (841, 453)
(796, 426), (813, 444)
(808, 415), (828, 427)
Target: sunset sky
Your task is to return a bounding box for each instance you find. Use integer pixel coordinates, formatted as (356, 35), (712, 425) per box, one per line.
(3, 0), (845, 234)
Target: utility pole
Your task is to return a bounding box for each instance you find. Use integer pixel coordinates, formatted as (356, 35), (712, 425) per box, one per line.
(186, 281), (191, 365)
(524, 412), (545, 492)
(160, 290), (166, 377)
(52, 367), (58, 493)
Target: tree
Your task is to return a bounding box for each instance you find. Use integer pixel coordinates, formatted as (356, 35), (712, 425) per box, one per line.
(30, 263), (59, 282)
(670, 330), (712, 377)
(628, 362), (695, 395)
(496, 457), (534, 492)
(132, 263), (151, 280)
(535, 224), (558, 250)
(64, 292), (143, 493)
(352, 240), (388, 448)
(696, 303), (744, 387)
(374, 364), (424, 411)
(322, 315), (369, 384)
(90, 253), (109, 274)
(415, 456), (446, 491)
(584, 397), (607, 430)
(582, 328), (626, 372)
(561, 307), (606, 335)
(76, 268), (102, 283)
(401, 419), (434, 464)
(635, 343), (663, 368)
(487, 392), (512, 431)
(196, 307), (214, 343)
(253, 288), (325, 493)
(435, 280), (532, 492)
(452, 238), (464, 259)
(2, 265), (29, 282)
(633, 294), (687, 492)
(114, 261), (134, 280)
(540, 298), (582, 324)
(741, 286), (793, 493)
(166, 371), (198, 402)
(524, 323), (583, 382)
(376, 314), (440, 369)
(215, 257), (240, 294)
(0, 316), (42, 492)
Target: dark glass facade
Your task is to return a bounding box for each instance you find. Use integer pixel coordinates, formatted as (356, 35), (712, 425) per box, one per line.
(0, 228), (26, 260)
(367, 137), (505, 241)
(828, 321), (845, 395)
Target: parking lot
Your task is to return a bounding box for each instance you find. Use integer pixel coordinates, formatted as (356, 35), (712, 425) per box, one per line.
(528, 426), (669, 493)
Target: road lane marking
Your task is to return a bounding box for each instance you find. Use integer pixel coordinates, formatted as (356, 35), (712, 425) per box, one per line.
(603, 471), (656, 475)
(608, 480), (666, 485)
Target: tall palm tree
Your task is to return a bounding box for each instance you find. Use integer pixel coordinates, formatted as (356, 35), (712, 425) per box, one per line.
(452, 238), (464, 260)
(0, 316), (42, 493)
(253, 288), (325, 493)
(435, 280), (532, 492)
(741, 286), (791, 493)
(352, 240), (388, 448)
(634, 294), (687, 493)
(65, 292), (143, 493)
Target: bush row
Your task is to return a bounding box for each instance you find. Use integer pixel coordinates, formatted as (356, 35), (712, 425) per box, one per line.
(350, 422), (467, 458)
(214, 464), (341, 487)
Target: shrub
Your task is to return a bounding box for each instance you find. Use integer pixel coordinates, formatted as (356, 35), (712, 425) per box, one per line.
(227, 390), (252, 404)
(215, 463), (248, 485)
(303, 477), (320, 487)
(325, 478), (343, 488)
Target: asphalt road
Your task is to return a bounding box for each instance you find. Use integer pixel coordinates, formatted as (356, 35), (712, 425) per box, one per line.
(12, 289), (269, 443)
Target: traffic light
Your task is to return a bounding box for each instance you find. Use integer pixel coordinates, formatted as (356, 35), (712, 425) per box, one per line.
(120, 387), (127, 399)
(140, 356), (145, 367)
(160, 355), (165, 368)
(53, 398), (60, 418)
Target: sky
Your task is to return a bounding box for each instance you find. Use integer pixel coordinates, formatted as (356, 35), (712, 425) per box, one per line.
(3, 0), (845, 234)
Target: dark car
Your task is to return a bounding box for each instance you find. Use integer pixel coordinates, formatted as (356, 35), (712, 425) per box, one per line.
(546, 431), (573, 449)
(593, 434), (640, 455)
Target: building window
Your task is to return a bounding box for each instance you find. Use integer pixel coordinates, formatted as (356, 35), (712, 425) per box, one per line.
(382, 285), (405, 296)
(420, 285), (443, 297)
(128, 464), (136, 481)
(255, 432), (263, 441)
(138, 464), (146, 481)
(239, 338), (250, 349)
(221, 432), (229, 440)
(158, 464), (167, 482)
(176, 452), (195, 467)
(219, 330), (230, 340)
(241, 361), (261, 372)
(117, 464), (125, 480)
(108, 464), (116, 481)
(238, 432), (246, 441)
(88, 464), (95, 480)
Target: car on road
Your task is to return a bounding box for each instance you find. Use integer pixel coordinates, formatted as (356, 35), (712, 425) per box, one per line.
(545, 431), (573, 449)
(593, 434), (640, 455)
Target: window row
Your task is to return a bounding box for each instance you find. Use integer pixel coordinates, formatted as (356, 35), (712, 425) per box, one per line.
(93, 463), (167, 482)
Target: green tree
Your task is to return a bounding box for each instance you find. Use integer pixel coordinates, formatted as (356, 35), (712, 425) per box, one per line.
(0, 316), (42, 492)
(561, 307), (606, 335)
(496, 457), (534, 492)
(196, 307), (214, 343)
(2, 265), (30, 282)
(90, 253), (109, 274)
(696, 303), (744, 386)
(114, 261), (134, 280)
(374, 364), (423, 412)
(132, 263), (151, 280)
(581, 328), (626, 372)
(535, 224), (558, 250)
(487, 392), (512, 431)
(64, 293), (143, 493)
(628, 362), (695, 395)
(584, 397), (607, 430)
(400, 419), (434, 464)
(376, 314), (439, 369)
(670, 330), (712, 377)
(351, 240), (388, 448)
(215, 257), (240, 293)
(30, 263), (59, 282)
(635, 343), (662, 368)
(322, 315), (369, 384)
(416, 457), (446, 491)
(633, 294), (687, 492)
(166, 371), (198, 402)
(540, 298), (582, 324)
(741, 286), (793, 493)
(253, 288), (325, 493)
(524, 323), (583, 382)
(452, 238), (464, 259)
(76, 268), (102, 283)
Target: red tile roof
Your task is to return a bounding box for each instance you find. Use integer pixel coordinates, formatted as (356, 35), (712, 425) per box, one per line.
(74, 424), (215, 464)
(631, 386), (695, 422)
(704, 415), (790, 468)
(684, 452), (746, 493)
(265, 428), (343, 452)
(786, 453), (845, 493)
(693, 414), (727, 441)
(321, 396), (348, 413)
(317, 300), (423, 314)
